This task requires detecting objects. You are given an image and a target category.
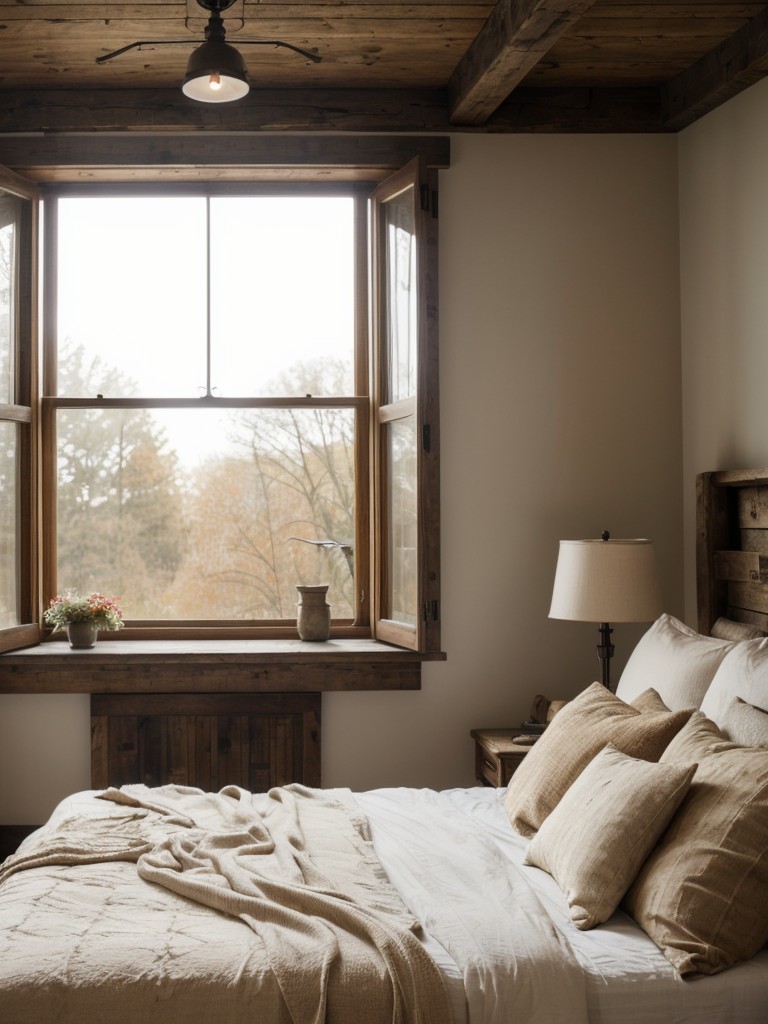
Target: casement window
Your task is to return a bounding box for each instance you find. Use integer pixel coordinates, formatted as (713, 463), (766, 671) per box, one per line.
(2, 158), (440, 653)
(0, 168), (39, 654)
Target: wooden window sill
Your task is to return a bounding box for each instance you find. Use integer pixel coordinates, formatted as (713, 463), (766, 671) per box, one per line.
(0, 639), (446, 694)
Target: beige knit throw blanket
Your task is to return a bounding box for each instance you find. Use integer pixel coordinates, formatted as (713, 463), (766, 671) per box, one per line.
(0, 783), (452, 1024)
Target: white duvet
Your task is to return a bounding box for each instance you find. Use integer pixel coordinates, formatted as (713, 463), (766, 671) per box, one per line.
(358, 787), (768, 1024)
(1, 785), (767, 1024)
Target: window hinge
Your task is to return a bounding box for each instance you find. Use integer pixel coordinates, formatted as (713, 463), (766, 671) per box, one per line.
(423, 600), (439, 622)
(422, 423), (431, 453)
(420, 183), (429, 211)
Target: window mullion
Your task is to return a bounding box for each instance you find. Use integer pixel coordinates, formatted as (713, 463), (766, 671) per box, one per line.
(205, 195), (213, 398)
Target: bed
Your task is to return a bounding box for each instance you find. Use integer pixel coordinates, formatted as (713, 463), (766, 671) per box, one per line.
(1, 476), (768, 1023)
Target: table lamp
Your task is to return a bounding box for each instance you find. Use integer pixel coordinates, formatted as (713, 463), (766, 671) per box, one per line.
(549, 531), (662, 691)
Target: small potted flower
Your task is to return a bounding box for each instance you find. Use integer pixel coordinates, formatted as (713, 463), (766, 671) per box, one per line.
(44, 591), (124, 649)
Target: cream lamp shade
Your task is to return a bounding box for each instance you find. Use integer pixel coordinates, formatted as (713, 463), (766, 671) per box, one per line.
(550, 538), (662, 623)
(549, 536), (663, 689)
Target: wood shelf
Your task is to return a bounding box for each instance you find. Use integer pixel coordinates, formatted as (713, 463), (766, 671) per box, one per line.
(0, 639), (445, 694)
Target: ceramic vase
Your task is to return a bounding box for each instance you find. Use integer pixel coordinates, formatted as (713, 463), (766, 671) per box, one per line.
(296, 584), (331, 642)
(66, 621), (99, 649)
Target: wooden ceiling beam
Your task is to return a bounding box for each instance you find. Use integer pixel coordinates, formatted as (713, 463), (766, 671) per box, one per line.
(0, 132), (451, 183)
(0, 85), (665, 138)
(0, 88), (449, 135)
(662, 6), (768, 130)
(447, 0), (597, 126)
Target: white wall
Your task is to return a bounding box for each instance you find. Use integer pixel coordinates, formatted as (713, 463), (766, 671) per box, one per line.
(324, 133), (683, 790)
(0, 132), (683, 822)
(679, 77), (768, 623)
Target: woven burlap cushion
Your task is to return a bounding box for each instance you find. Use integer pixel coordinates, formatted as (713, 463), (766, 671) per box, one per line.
(504, 682), (693, 838)
(623, 711), (768, 976)
(524, 744), (696, 930)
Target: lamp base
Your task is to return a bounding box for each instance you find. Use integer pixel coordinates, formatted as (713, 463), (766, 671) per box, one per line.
(597, 622), (615, 690)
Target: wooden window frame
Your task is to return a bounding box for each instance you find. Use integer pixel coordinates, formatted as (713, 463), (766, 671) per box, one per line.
(370, 158), (441, 652)
(2, 149), (442, 657)
(0, 166), (40, 654)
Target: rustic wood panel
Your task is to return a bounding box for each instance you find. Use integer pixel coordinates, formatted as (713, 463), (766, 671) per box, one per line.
(90, 693), (321, 790)
(0, 0), (763, 131)
(727, 580), (768, 615)
(737, 485), (768, 528)
(714, 549), (768, 582)
(726, 605), (768, 630)
(742, 527), (768, 553)
(697, 468), (768, 634)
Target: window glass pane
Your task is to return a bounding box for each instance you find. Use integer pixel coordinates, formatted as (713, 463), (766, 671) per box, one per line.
(56, 407), (356, 621)
(56, 195), (355, 401)
(0, 192), (21, 405)
(382, 187), (417, 404)
(0, 420), (19, 628)
(57, 197), (207, 397)
(210, 197), (355, 396)
(386, 415), (417, 626)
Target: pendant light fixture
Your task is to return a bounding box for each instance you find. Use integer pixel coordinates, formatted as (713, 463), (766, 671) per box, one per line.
(96, 0), (321, 104)
(182, 5), (250, 103)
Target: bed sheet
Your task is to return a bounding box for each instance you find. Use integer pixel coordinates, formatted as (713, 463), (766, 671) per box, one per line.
(357, 786), (768, 1024)
(8, 785), (768, 1024)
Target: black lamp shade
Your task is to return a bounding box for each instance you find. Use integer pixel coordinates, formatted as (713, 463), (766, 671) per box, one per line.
(182, 39), (249, 102)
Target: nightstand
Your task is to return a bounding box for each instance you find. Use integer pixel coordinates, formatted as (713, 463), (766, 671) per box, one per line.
(470, 728), (535, 787)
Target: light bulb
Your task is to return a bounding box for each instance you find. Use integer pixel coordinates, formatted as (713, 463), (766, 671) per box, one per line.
(209, 72), (222, 91)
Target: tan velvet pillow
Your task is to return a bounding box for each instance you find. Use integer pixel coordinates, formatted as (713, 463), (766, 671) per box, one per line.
(624, 712), (768, 976)
(524, 745), (695, 929)
(504, 682), (693, 837)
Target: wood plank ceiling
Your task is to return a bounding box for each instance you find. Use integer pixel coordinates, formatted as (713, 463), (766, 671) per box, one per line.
(1, 1), (768, 139)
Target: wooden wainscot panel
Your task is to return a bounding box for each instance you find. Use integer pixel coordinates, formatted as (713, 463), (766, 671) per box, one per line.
(90, 693), (321, 792)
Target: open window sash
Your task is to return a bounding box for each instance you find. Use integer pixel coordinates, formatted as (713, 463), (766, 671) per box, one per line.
(0, 165), (40, 653)
(370, 157), (440, 653)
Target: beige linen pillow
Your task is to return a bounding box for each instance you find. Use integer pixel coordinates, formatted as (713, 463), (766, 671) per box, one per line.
(711, 616), (766, 641)
(718, 696), (768, 747)
(623, 711), (768, 976)
(615, 613), (734, 711)
(524, 745), (695, 930)
(630, 688), (670, 713)
(504, 682), (692, 838)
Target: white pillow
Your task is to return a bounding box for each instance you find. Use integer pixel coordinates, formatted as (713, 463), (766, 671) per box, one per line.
(616, 613), (734, 711)
(700, 638), (768, 734)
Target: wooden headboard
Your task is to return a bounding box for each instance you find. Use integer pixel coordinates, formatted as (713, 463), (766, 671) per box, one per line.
(697, 468), (768, 635)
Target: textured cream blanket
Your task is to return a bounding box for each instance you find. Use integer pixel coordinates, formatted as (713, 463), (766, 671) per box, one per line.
(0, 783), (451, 1024)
